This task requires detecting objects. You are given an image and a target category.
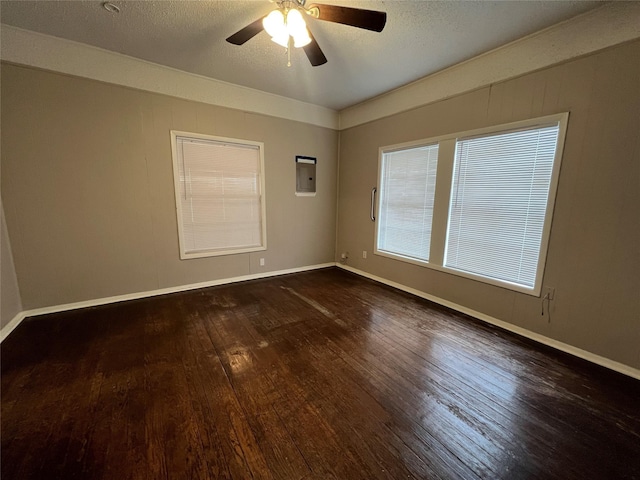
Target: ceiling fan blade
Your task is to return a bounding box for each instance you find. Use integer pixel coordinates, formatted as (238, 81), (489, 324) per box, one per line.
(303, 29), (327, 67)
(226, 17), (265, 45)
(308, 4), (387, 32)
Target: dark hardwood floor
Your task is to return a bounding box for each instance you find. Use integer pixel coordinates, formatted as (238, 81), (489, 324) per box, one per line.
(2, 268), (639, 479)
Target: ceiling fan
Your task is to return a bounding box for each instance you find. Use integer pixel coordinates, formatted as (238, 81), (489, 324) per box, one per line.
(226, 0), (387, 67)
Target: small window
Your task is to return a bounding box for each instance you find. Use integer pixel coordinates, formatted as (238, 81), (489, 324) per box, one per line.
(170, 131), (267, 259)
(377, 144), (439, 263)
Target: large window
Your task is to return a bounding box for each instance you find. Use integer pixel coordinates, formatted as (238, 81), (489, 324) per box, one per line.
(445, 126), (559, 288)
(375, 113), (568, 295)
(170, 131), (267, 259)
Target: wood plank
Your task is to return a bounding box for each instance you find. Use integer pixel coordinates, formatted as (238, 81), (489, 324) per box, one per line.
(2, 268), (639, 480)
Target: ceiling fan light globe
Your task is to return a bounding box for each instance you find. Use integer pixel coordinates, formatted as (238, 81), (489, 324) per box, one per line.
(263, 10), (285, 38)
(287, 10), (311, 48)
(271, 33), (290, 48)
(293, 31), (311, 48)
(286, 8), (306, 31)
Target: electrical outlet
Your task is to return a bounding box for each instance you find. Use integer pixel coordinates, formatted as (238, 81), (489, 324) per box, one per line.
(259, 258), (265, 266)
(545, 287), (555, 300)
(362, 250), (367, 259)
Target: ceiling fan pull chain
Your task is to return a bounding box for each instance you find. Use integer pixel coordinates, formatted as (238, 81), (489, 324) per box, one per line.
(287, 36), (292, 67)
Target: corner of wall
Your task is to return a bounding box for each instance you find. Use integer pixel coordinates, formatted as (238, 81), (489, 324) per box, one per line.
(1, 200), (23, 331)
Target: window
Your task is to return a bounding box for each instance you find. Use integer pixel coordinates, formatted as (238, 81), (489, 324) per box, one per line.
(445, 125), (559, 288)
(374, 113), (568, 295)
(377, 144), (439, 262)
(170, 131), (267, 259)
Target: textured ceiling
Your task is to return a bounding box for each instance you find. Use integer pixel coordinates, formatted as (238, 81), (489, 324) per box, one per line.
(0, 0), (603, 110)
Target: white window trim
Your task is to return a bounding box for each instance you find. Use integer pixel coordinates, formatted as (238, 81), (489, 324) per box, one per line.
(374, 113), (569, 296)
(170, 130), (267, 260)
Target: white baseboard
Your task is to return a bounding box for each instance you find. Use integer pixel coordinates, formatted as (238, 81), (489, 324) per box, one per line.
(0, 263), (335, 343)
(0, 312), (27, 343)
(337, 264), (640, 381)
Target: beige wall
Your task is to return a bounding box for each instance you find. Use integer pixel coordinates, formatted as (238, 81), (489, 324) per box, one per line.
(1, 64), (338, 310)
(1, 200), (22, 328)
(2, 41), (639, 371)
(337, 40), (640, 369)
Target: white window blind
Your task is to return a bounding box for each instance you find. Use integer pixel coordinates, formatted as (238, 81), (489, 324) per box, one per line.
(173, 134), (266, 258)
(445, 125), (560, 288)
(377, 144), (439, 262)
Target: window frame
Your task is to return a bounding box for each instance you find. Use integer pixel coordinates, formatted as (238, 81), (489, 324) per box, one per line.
(170, 130), (267, 260)
(374, 113), (569, 296)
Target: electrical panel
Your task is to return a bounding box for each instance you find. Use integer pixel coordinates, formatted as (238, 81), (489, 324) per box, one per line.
(296, 155), (316, 195)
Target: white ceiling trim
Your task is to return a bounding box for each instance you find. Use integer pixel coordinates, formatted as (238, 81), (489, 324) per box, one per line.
(0, 24), (340, 130)
(340, 2), (640, 130)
